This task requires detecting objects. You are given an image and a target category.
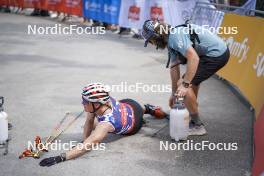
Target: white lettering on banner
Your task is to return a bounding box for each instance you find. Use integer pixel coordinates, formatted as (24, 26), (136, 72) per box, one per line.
(104, 4), (118, 14)
(66, 0), (80, 7)
(24, 0), (39, 2)
(86, 2), (101, 11)
(223, 37), (250, 63)
(48, 0), (61, 5)
(253, 53), (264, 77)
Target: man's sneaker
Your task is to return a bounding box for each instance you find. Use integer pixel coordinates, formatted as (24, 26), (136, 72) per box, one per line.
(144, 104), (168, 119)
(189, 124), (207, 136)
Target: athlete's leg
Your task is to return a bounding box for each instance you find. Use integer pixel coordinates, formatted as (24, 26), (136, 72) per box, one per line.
(126, 99), (168, 119)
(119, 99), (144, 135)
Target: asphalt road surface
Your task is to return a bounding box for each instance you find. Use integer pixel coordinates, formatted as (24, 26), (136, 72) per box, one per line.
(0, 13), (253, 176)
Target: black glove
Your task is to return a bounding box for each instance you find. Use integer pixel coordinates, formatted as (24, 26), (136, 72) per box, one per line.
(39, 153), (66, 167)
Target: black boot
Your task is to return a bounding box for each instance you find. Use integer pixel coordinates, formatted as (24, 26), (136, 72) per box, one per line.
(30, 9), (40, 16)
(4, 7), (11, 13)
(40, 10), (49, 17)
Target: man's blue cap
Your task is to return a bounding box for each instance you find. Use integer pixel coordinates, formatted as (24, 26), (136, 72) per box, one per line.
(141, 20), (157, 47)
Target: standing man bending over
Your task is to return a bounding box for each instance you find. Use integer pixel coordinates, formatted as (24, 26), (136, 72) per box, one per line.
(141, 20), (230, 135)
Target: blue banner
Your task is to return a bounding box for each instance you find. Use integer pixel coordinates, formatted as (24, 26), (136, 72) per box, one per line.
(83, 0), (121, 24)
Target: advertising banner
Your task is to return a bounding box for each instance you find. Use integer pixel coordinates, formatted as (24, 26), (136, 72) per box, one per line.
(118, 0), (147, 29)
(83, 0), (121, 24)
(217, 13), (264, 118)
(44, 0), (63, 12)
(118, 0), (197, 29)
(60, 0), (83, 16)
(0, 0), (22, 7)
(22, 0), (42, 9)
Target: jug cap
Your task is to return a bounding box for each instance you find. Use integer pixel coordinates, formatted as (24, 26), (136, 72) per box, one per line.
(172, 97), (185, 110)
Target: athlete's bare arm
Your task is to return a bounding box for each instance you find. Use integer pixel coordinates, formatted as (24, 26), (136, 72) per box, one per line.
(83, 112), (95, 140)
(66, 122), (114, 160)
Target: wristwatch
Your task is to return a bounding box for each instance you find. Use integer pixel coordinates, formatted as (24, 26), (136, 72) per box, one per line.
(182, 81), (190, 88)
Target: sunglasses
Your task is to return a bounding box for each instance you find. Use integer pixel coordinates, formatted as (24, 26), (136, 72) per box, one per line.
(82, 97), (91, 105)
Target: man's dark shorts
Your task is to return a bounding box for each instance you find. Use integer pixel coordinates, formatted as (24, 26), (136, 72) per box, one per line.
(191, 48), (230, 86)
(171, 48), (230, 86)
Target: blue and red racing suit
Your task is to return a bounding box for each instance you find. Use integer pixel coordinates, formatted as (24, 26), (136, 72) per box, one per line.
(96, 97), (137, 135)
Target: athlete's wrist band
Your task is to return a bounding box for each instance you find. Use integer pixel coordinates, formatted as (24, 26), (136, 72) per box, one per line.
(60, 153), (67, 161)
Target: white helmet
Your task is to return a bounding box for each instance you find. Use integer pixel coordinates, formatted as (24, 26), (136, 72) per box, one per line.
(82, 83), (110, 104)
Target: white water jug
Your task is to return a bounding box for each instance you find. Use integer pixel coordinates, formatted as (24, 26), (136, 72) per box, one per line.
(0, 97), (8, 143)
(170, 97), (189, 141)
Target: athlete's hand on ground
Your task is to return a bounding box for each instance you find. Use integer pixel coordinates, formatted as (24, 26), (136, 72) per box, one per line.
(39, 155), (65, 167)
(169, 95), (176, 108)
(176, 84), (188, 97)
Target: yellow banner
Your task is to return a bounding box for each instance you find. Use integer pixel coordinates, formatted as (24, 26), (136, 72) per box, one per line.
(217, 13), (264, 118)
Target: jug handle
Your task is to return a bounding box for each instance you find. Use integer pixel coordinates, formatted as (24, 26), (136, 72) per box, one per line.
(173, 94), (184, 103)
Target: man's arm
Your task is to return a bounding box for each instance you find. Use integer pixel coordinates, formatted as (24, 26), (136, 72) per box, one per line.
(170, 63), (180, 95)
(176, 47), (199, 97)
(83, 112), (95, 140)
(66, 122), (113, 160)
(169, 58), (180, 107)
(183, 47), (199, 84)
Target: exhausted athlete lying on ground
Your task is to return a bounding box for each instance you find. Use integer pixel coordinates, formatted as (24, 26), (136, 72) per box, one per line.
(39, 83), (167, 167)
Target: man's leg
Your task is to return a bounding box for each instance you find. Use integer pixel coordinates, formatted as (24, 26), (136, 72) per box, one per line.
(177, 80), (206, 135)
(192, 85), (200, 98)
(184, 88), (198, 114)
(184, 88), (203, 126)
